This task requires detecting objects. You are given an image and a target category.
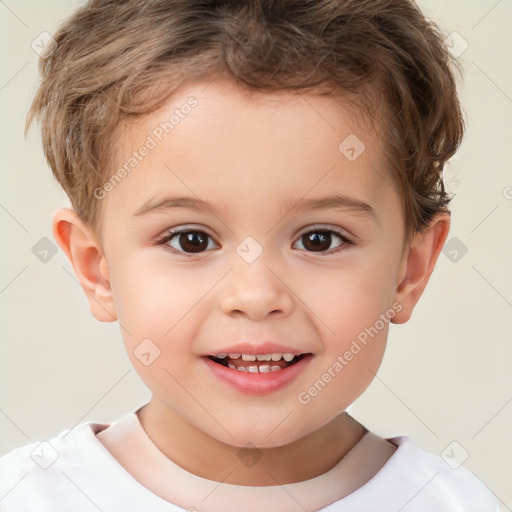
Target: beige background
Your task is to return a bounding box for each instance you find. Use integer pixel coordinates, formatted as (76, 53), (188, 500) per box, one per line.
(1, 0), (511, 508)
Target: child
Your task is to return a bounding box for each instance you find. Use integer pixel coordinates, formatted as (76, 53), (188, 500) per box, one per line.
(0, 0), (500, 510)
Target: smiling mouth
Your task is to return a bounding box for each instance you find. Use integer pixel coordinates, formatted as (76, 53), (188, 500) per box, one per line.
(207, 353), (307, 373)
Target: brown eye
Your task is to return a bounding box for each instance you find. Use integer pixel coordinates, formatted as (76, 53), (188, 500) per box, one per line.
(176, 232), (209, 253)
(293, 228), (350, 254)
(301, 231), (333, 252)
(162, 229), (217, 254)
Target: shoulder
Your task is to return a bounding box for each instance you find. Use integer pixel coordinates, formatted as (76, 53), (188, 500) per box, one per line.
(0, 418), (179, 511)
(324, 435), (500, 512)
(373, 435), (499, 511)
(0, 421), (111, 511)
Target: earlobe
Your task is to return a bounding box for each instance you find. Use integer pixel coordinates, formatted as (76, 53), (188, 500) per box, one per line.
(391, 213), (450, 324)
(52, 207), (117, 323)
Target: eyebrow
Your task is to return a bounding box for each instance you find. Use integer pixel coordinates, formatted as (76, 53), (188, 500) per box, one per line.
(133, 193), (377, 220)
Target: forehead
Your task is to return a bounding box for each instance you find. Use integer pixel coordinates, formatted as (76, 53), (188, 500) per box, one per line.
(106, 78), (398, 225)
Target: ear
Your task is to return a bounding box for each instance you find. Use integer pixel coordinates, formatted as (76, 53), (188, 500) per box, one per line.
(391, 212), (450, 324)
(52, 207), (117, 322)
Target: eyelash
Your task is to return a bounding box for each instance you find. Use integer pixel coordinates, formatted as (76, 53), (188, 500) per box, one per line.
(156, 225), (354, 258)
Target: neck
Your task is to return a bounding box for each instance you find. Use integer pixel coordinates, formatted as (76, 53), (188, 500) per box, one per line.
(137, 399), (367, 486)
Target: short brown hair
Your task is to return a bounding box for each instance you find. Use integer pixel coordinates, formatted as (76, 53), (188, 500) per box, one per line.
(27, 0), (464, 241)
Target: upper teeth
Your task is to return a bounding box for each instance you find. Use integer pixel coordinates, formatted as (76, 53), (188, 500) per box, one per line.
(215, 353), (296, 362)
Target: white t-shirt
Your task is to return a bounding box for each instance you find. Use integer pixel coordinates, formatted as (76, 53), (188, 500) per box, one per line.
(0, 410), (499, 512)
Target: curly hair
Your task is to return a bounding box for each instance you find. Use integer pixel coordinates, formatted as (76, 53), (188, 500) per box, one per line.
(26, 0), (464, 242)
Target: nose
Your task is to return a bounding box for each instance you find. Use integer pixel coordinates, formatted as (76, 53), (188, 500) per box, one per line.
(219, 257), (294, 321)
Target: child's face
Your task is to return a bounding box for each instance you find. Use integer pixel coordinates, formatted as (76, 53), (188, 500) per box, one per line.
(97, 78), (407, 447)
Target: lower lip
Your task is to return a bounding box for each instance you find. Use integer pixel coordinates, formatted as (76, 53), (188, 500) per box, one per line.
(201, 355), (312, 395)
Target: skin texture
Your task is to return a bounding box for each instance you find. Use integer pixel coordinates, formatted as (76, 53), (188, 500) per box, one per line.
(53, 78), (450, 486)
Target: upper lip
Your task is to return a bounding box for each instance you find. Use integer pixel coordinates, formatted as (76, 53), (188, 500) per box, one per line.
(205, 342), (308, 356)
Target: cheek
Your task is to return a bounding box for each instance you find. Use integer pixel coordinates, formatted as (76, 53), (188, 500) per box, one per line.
(109, 260), (202, 399)
(293, 252), (397, 409)
(302, 252), (398, 340)
(300, 286), (390, 418)
(109, 257), (217, 386)
(110, 256), (207, 337)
